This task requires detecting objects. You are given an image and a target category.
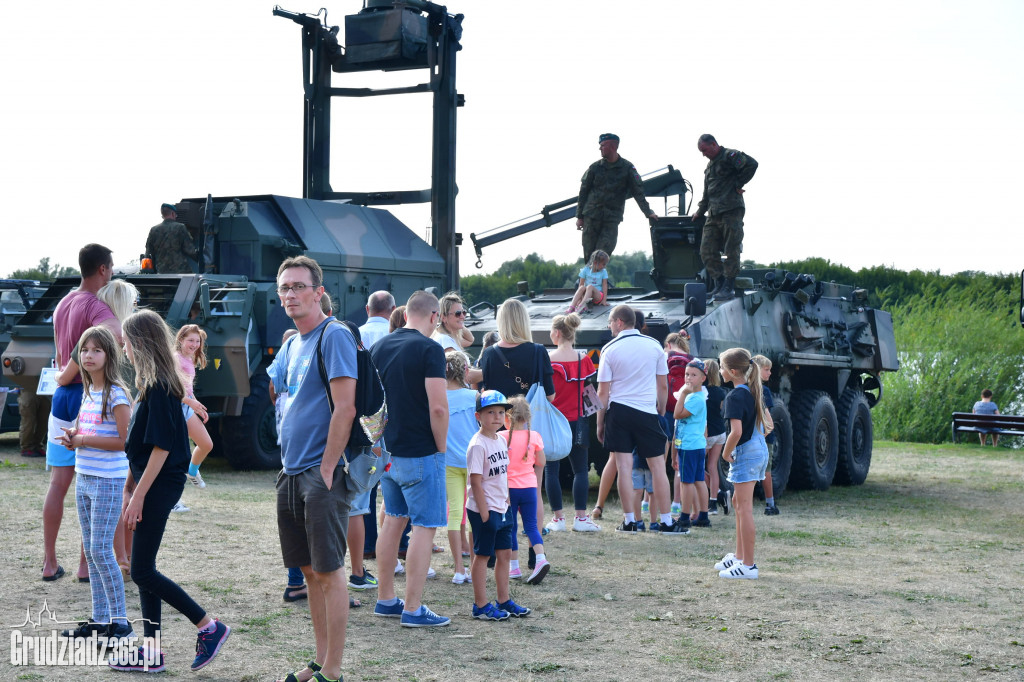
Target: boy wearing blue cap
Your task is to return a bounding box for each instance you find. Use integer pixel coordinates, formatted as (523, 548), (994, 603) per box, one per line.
(671, 359), (710, 531)
(466, 390), (531, 621)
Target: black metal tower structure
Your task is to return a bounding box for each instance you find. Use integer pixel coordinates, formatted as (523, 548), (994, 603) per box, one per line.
(274, 1), (464, 291)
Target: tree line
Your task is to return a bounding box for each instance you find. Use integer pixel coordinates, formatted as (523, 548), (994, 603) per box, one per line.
(462, 253), (1024, 445)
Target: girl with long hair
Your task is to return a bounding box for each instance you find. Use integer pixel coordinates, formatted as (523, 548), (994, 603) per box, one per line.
(714, 348), (769, 580)
(56, 326), (134, 643)
(116, 309), (230, 672)
(174, 324), (214, 489)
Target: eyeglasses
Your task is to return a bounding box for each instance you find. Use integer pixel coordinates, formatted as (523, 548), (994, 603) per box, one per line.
(277, 283), (311, 295)
(450, 310), (467, 317)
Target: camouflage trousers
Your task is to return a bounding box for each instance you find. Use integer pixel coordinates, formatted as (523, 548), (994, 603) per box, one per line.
(700, 207), (745, 279)
(18, 386), (51, 452)
(581, 218), (619, 264)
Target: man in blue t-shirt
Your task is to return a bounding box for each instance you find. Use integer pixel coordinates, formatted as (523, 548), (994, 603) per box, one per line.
(369, 290), (451, 628)
(274, 256), (358, 682)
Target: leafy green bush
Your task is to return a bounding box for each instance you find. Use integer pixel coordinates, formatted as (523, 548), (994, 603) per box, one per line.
(872, 276), (1024, 443)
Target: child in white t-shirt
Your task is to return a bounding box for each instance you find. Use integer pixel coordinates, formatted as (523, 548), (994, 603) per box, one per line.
(466, 390), (531, 621)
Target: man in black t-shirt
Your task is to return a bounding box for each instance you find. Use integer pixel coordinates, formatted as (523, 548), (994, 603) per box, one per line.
(369, 291), (451, 628)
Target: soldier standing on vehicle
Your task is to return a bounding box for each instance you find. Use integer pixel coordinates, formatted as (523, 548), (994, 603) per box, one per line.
(146, 203), (198, 274)
(692, 134), (758, 302)
(576, 133), (658, 264)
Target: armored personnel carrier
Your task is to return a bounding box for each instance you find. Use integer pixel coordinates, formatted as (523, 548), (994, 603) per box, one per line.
(2, 1), (463, 469)
(467, 178), (899, 494)
(0, 280), (48, 434)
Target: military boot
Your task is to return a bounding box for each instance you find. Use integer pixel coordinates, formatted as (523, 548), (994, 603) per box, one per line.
(714, 277), (736, 302)
(706, 276), (724, 301)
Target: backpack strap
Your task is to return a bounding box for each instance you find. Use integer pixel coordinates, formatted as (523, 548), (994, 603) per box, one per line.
(315, 319), (354, 475)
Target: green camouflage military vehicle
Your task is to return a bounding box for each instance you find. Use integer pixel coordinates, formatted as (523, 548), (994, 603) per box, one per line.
(0, 280), (48, 434)
(468, 175), (900, 494)
(2, 1), (463, 469)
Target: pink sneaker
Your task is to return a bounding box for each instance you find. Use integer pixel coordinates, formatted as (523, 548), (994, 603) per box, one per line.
(509, 567), (523, 579)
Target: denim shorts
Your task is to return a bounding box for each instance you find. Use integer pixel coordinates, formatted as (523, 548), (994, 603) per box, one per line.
(349, 488), (371, 517)
(182, 403), (195, 422)
(381, 453), (447, 528)
(726, 432), (769, 484)
(467, 508), (514, 557)
(631, 468), (654, 493)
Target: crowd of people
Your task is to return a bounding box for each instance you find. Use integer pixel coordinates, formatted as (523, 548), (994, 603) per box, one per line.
(34, 236), (776, 678)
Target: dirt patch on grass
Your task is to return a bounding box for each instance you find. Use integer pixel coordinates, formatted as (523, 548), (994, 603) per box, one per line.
(2, 435), (1023, 681)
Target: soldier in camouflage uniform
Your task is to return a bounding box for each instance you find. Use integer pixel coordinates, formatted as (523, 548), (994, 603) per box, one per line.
(692, 134), (758, 302)
(576, 133), (658, 263)
(146, 203), (198, 273)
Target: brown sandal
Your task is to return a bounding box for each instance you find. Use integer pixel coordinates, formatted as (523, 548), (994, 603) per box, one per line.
(591, 505), (603, 520)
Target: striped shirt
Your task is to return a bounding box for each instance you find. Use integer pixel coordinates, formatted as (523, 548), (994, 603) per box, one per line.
(74, 386), (131, 478)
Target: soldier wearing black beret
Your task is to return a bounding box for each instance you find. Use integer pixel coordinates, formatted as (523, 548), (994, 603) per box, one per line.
(575, 134), (658, 263)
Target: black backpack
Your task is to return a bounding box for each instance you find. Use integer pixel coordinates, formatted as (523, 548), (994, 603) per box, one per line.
(315, 320), (389, 489)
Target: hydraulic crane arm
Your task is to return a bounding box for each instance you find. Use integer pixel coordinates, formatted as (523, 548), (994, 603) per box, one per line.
(469, 165), (688, 268)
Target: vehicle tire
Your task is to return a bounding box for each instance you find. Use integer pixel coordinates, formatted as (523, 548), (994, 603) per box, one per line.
(756, 402), (794, 498)
(788, 390), (838, 491)
(834, 389), (873, 485)
(220, 373), (281, 470)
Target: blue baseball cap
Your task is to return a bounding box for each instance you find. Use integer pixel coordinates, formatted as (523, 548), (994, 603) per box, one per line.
(687, 358), (707, 375)
(476, 390), (511, 412)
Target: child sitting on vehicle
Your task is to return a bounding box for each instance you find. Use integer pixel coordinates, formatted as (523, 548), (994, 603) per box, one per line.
(566, 250), (610, 314)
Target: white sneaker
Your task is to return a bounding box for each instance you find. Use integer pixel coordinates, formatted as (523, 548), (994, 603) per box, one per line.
(186, 472), (206, 489)
(719, 563), (758, 580)
(426, 567), (437, 579)
(714, 553), (738, 571)
(394, 559), (405, 575)
(670, 503), (682, 515)
(641, 501), (649, 514)
(170, 501), (190, 513)
(544, 518), (566, 532)
(451, 572), (472, 585)
(572, 516), (601, 532)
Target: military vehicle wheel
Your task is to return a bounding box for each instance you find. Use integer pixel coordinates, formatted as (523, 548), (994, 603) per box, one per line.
(789, 390), (838, 491)
(834, 389), (873, 485)
(220, 374), (281, 470)
(757, 402), (793, 498)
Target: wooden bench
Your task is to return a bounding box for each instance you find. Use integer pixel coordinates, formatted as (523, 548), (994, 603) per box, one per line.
(951, 412), (1024, 442)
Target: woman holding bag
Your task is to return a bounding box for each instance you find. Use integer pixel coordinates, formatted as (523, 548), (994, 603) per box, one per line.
(544, 312), (600, 532)
(478, 299), (555, 403)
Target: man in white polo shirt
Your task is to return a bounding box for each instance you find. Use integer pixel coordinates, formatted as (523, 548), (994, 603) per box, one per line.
(596, 305), (689, 535)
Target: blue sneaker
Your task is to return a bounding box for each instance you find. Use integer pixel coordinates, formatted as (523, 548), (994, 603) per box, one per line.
(497, 599), (531, 617)
(373, 598), (405, 618)
(191, 619), (230, 671)
(472, 602), (510, 621)
(649, 522), (662, 533)
(636, 520), (647, 532)
(400, 605), (451, 628)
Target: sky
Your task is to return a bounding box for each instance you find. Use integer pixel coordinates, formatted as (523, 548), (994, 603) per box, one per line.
(2, 0), (1022, 282)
